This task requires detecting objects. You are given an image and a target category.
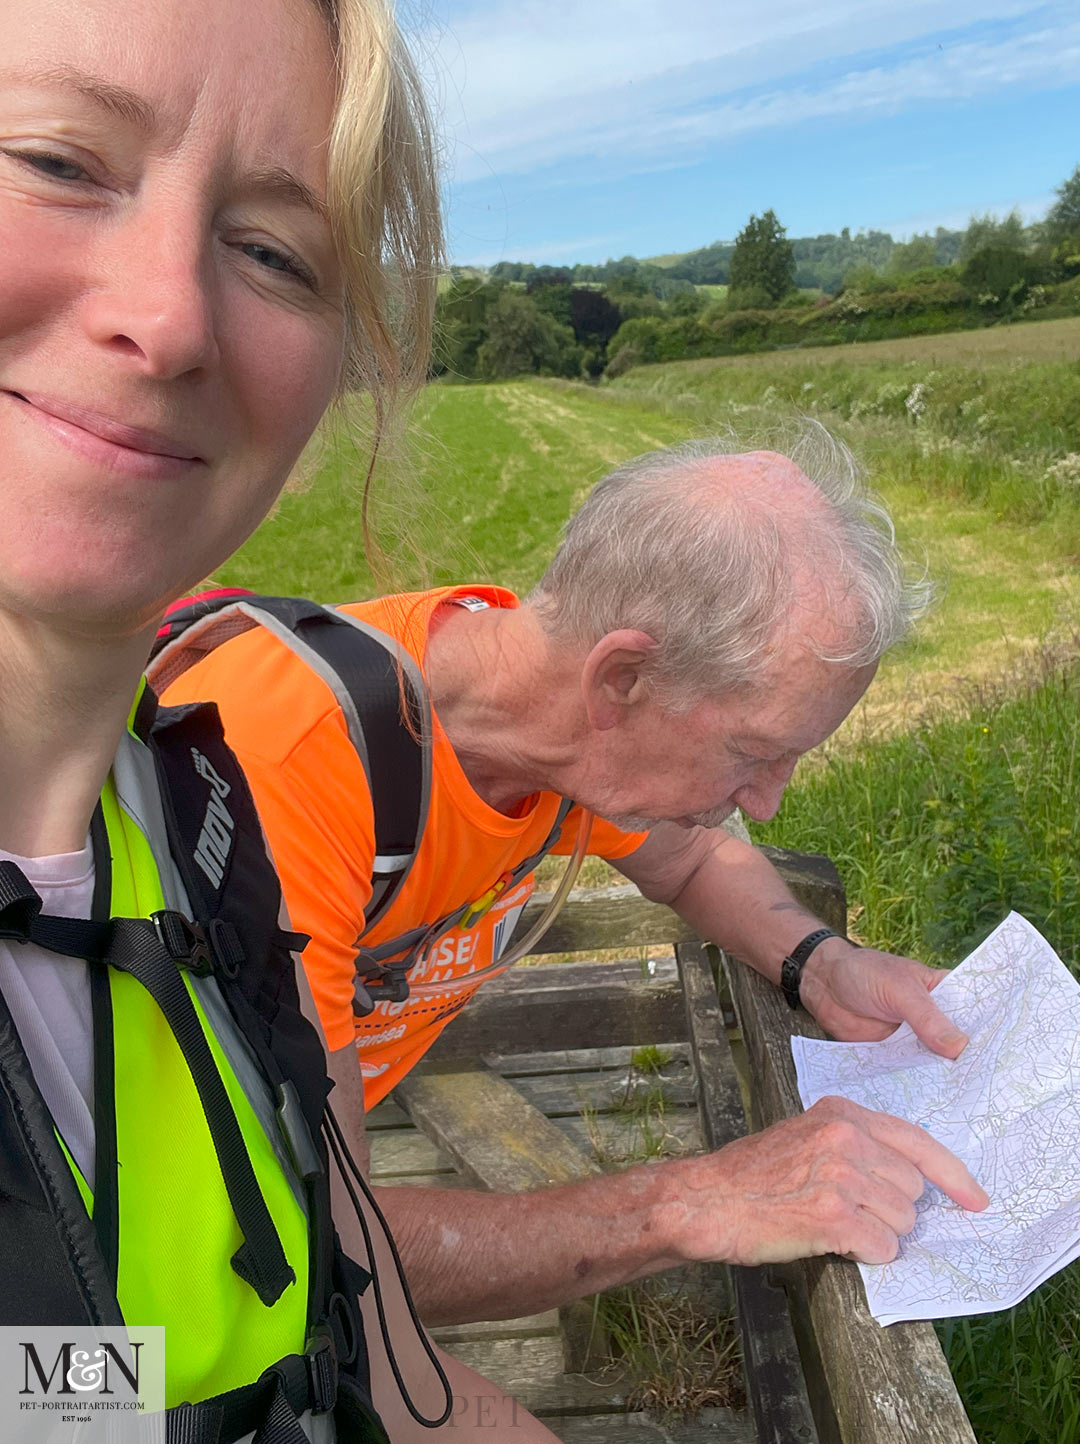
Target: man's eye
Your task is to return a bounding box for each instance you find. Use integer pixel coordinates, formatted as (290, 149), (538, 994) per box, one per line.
(239, 241), (315, 288)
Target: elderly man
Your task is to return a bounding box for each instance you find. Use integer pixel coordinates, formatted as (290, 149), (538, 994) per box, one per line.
(160, 436), (987, 1326)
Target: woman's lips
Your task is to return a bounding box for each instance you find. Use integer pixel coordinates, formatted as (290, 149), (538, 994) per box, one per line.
(7, 389), (205, 480)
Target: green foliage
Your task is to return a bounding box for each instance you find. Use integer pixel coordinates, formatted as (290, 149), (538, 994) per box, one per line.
(475, 291), (582, 381)
(887, 234), (938, 274)
(432, 277), (503, 379)
(753, 661), (1080, 977)
(1044, 163), (1080, 246)
(961, 245), (1044, 313)
(729, 209), (795, 304)
(939, 1267), (1080, 1444)
(960, 209), (1029, 261)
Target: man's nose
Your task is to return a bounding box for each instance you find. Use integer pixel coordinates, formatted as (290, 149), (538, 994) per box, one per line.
(733, 758), (798, 823)
(78, 212), (220, 381)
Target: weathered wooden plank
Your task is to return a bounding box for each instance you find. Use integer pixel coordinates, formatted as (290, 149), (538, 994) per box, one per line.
(438, 1336), (633, 1416)
(372, 1171), (471, 1189)
(517, 848), (844, 955)
(677, 941), (819, 1444)
(513, 1064), (697, 1118)
(554, 1108), (701, 1164)
(393, 1062), (612, 1373)
(367, 1129), (456, 1178)
(553, 1409), (753, 1442)
(431, 1310), (561, 1345)
(721, 950), (976, 1444)
(492, 1043), (693, 1076)
(427, 958), (687, 1059)
(394, 1061), (602, 1191)
(365, 1098), (411, 1130)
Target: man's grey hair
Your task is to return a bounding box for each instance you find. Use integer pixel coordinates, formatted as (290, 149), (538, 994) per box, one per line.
(528, 423), (933, 707)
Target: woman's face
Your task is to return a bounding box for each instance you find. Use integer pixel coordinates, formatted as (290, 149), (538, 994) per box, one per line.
(0, 0), (345, 636)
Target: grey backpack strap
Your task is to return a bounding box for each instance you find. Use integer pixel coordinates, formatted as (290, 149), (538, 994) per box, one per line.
(150, 594), (432, 936)
(352, 797), (575, 1014)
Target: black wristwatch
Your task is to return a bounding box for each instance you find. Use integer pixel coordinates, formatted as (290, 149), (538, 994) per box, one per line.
(780, 928), (841, 1010)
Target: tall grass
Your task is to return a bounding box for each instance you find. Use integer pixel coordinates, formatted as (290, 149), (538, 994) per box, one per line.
(607, 352), (1080, 551)
(755, 657), (1079, 966)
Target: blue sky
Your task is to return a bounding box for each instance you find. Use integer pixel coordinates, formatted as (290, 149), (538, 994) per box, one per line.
(406, 0), (1080, 265)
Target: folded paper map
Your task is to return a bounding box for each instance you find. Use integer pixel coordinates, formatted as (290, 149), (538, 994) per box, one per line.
(792, 912), (1080, 1326)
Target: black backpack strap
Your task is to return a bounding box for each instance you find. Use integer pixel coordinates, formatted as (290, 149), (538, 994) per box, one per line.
(0, 980), (125, 1327)
(150, 595), (432, 936)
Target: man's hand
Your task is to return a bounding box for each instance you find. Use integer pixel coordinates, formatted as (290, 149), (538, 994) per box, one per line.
(799, 936), (968, 1058)
(680, 1096), (990, 1268)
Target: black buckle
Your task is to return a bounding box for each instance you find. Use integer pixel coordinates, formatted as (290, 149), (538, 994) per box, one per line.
(0, 861), (42, 942)
(151, 910), (213, 975)
(305, 1329), (338, 1415)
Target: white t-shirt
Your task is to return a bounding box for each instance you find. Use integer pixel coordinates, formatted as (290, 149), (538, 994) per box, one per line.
(0, 841), (96, 1186)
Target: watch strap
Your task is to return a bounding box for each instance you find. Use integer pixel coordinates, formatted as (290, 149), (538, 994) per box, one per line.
(780, 928), (840, 1010)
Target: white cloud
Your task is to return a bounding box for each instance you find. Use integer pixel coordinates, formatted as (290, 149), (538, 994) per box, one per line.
(413, 1), (1079, 184)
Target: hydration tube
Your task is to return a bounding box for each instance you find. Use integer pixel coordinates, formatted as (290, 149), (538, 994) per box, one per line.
(401, 808), (594, 998)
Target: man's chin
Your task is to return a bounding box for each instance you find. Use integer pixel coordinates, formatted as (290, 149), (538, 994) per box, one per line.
(598, 805), (736, 834)
(598, 811), (664, 834)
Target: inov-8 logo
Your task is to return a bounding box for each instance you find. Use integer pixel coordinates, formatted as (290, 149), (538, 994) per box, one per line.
(19, 1342), (141, 1397)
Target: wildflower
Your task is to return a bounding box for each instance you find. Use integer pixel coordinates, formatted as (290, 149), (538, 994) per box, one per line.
(1044, 454), (1080, 488)
(905, 382), (930, 420)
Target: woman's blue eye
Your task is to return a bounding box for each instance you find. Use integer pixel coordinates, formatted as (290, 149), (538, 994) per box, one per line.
(19, 151), (87, 182)
(240, 241), (314, 287)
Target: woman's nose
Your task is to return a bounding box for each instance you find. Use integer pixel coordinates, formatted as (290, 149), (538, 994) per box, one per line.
(78, 211), (220, 381)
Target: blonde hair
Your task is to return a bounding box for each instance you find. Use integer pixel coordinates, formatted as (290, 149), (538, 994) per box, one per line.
(311, 0), (443, 563)
(321, 0), (442, 403)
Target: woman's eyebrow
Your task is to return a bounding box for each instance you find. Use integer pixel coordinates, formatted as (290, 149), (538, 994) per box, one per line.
(3, 67), (328, 220)
(4, 62), (156, 129)
(244, 167), (330, 223)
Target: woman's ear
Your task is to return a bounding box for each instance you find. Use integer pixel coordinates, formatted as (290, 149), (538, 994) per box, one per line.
(581, 630), (658, 731)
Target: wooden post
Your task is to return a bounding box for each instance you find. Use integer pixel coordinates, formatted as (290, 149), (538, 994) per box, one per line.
(721, 951), (978, 1444)
(678, 941), (819, 1444)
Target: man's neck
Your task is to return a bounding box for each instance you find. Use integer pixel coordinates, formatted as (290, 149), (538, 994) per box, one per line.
(0, 611), (155, 856)
(424, 603), (582, 815)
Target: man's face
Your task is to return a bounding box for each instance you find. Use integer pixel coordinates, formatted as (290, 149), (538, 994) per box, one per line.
(583, 651), (876, 832)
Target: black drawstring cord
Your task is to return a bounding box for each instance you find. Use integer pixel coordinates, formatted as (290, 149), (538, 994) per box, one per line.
(323, 1105), (453, 1428)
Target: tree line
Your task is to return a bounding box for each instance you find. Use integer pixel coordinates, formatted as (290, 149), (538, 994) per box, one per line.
(433, 165), (1080, 382)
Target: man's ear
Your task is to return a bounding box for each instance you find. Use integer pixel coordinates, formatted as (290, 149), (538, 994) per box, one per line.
(582, 630), (659, 731)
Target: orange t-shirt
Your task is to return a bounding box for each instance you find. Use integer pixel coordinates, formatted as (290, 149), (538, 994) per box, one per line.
(160, 586), (646, 1108)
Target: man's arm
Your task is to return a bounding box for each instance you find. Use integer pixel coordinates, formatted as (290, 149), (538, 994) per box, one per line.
(615, 821), (969, 1058)
(373, 1090), (986, 1324)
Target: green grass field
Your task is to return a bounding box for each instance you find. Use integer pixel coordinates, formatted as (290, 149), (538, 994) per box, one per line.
(216, 320), (1080, 1443)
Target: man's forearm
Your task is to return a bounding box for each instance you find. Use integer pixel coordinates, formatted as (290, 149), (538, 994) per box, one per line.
(372, 1163), (691, 1325)
(667, 832), (826, 982)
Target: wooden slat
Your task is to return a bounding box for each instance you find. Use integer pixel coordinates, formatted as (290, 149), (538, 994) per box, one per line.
(554, 1108), (701, 1163)
(513, 1064), (697, 1118)
(427, 959), (687, 1059)
(721, 950), (977, 1444)
(366, 1129), (456, 1178)
(516, 848), (846, 954)
(677, 941), (820, 1444)
(492, 1043), (693, 1076)
(431, 1311), (561, 1345)
(441, 1337), (629, 1415)
(393, 1061), (606, 1375)
(394, 1061), (602, 1191)
(554, 1408), (753, 1442)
